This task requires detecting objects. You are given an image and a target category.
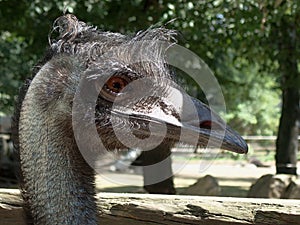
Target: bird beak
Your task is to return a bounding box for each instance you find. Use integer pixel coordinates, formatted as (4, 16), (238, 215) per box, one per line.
(111, 85), (248, 154)
(177, 97), (248, 154)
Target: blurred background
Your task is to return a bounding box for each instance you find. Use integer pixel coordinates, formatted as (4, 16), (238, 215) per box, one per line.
(0, 0), (299, 197)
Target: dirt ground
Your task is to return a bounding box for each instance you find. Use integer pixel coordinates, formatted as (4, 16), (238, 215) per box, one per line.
(95, 153), (284, 197)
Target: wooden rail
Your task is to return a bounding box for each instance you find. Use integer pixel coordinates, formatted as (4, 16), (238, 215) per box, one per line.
(243, 136), (300, 141)
(1, 189), (300, 225)
(172, 136), (300, 154)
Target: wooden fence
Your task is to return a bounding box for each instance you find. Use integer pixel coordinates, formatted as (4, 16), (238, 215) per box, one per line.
(172, 136), (300, 155)
(1, 189), (300, 225)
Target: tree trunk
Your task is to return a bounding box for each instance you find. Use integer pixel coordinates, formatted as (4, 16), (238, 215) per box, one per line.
(133, 143), (176, 194)
(275, 17), (299, 175)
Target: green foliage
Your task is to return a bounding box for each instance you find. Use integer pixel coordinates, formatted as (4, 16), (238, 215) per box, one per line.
(0, 31), (34, 115)
(216, 54), (280, 135)
(160, 0), (283, 135)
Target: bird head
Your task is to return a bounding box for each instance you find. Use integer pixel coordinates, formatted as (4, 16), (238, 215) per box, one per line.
(53, 15), (248, 157)
(88, 66), (248, 154)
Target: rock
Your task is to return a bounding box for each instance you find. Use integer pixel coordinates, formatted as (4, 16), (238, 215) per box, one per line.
(248, 174), (273, 198)
(183, 175), (221, 196)
(248, 174), (296, 198)
(282, 179), (300, 199)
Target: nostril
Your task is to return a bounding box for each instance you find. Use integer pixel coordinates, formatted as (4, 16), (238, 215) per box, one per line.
(200, 120), (212, 130)
(200, 120), (223, 131)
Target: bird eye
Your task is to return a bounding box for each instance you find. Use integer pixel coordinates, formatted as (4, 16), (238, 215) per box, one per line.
(106, 76), (128, 93)
(100, 75), (130, 102)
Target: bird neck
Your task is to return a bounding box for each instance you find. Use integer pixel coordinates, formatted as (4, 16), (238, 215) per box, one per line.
(19, 74), (97, 224)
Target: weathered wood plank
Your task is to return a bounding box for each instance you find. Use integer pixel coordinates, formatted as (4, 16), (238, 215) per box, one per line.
(0, 189), (26, 225)
(1, 189), (300, 225)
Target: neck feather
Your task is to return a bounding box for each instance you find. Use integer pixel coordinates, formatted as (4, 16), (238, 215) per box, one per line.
(18, 67), (97, 225)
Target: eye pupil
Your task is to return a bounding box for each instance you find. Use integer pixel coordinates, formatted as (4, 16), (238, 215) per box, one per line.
(112, 81), (122, 91)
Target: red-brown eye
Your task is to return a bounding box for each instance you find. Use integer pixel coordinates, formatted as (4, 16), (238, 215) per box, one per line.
(106, 76), (128, 94)
(100, 75), (130, 102)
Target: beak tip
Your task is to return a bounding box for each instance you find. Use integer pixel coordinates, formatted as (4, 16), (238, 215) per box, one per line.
(244, 144), (249, 154)
(236, 139), (249, 154)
